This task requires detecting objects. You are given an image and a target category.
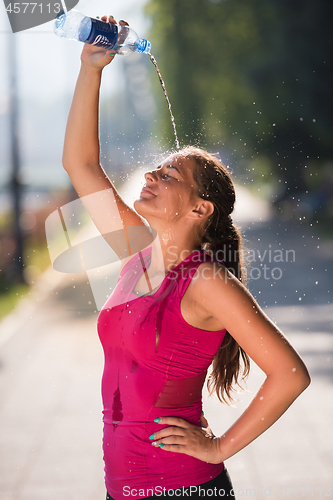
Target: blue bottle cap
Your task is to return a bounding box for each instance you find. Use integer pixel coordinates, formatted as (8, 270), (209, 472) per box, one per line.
(136, 38), (151, 54)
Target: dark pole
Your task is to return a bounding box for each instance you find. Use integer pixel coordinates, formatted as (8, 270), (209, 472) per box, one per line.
(8, 33), (25, 284)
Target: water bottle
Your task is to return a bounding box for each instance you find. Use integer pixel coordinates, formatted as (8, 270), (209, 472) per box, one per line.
(54, 10), (151, 55)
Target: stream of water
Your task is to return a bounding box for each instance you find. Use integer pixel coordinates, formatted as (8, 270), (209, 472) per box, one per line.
(56, 7), (179, 149)
(149, 54), (180, 150)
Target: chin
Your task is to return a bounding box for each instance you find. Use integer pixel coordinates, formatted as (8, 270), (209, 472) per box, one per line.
(134, 199), (157, 227)
(133, 198), (142, 211)
(133, 198), (149, 217)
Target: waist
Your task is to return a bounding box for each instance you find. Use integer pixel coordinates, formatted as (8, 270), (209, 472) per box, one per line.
(102, 399), (202, 426)
(103, 422), (224, 499)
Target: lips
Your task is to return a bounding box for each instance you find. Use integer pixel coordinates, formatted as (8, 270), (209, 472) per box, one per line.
(140, 186), (156, 196)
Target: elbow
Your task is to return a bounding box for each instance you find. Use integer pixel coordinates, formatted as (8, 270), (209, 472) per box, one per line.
(299, 356), (311, 390)
(301, 369), (311, 392)
(292, 364), (311, 397)
(62, 149), (78, 173)
(272, 363), (311, 400)
(61, 154), (79, 175)
(62, 153), (70, 173)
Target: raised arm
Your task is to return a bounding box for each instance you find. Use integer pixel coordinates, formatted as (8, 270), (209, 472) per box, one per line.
(62, 16), (148, 258)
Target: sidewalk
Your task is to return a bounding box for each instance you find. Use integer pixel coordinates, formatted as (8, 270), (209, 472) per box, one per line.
(0, 174), (332, 500)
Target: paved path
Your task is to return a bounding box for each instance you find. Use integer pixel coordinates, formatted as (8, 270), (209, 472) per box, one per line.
(0, 173), (332, 500)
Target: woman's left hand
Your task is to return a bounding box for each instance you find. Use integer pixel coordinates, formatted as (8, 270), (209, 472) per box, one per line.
(150, 417), (223, 464)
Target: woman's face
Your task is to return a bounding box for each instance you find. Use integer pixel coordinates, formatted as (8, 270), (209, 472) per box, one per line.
(133, 154), (201, 225)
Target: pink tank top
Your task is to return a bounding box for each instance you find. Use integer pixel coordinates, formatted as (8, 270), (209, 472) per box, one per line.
(97, 248), (226, 499)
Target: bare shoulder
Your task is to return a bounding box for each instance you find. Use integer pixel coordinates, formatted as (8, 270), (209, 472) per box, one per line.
(195, 261), (271, 322)
(187, 261), (310, 384)
(181, 262), (228, 331)
(180, 262), (230, 331)
(191, 261), (248, 302)
(189, 261), (265, 333)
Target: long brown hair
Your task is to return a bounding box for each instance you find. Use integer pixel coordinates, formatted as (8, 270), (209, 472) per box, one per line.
(179, 146), (250, 403)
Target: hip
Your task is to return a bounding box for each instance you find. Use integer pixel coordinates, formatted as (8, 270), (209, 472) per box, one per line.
(106, 468), (235, 499)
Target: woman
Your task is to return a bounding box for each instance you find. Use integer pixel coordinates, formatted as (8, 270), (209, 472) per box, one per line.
(62, 16), (310, 500)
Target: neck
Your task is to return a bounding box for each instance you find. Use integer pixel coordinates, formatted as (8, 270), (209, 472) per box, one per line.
(147, 223), (201, 276)
(135, 221), (202, 297)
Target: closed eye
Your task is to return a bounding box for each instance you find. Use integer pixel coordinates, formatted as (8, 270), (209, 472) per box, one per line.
(161, 173), (173, 180)
(156, 164), (180, 181)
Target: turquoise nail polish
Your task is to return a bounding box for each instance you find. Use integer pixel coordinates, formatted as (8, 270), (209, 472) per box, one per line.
(120, 20), (125, 23)
(96, 16), (100, 19)
(149, 434), (155, 440)
(154, 418), (161, 423)
(158, 443), (164, 448)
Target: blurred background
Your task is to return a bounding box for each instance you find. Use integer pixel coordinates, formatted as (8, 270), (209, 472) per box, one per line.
(0, 0), (332, 499)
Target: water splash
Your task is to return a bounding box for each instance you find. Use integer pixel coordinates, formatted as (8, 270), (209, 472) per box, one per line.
(149, 53), (180, 150)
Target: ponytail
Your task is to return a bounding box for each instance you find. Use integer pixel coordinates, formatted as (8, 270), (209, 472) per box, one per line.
(180, 146), (250, 404)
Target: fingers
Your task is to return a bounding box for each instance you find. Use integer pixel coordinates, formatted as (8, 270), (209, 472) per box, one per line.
(150, 417), (205, 450)
(154, 416), (191, 428)
(97, 15), (117, 58)
(151, 417), (192, 443)
(152, 434), (185, 448)
(154, 443), (184, 453)
(149, 417), (222, 463)
(150, 425), (186, 443)
(98, 15), (128, 26)
(100, 15), (113, 23)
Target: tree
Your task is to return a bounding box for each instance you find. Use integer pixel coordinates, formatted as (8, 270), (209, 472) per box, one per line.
(146, 0), (333, 195)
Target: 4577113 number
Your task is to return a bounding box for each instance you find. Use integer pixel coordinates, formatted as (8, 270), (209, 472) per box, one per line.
(6, 3), (62, 14)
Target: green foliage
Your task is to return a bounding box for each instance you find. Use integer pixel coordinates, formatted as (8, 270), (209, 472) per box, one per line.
(146, 0), (333, 192)
(0, 283), (30, 321)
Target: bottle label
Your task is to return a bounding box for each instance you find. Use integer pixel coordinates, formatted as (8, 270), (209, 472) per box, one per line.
(85, 18), (118, 48)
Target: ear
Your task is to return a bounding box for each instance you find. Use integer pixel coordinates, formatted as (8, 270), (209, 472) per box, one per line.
(189, 200), (214, 220)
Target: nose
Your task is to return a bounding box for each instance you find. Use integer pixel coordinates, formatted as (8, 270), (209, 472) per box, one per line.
(144, 170), (158, 183)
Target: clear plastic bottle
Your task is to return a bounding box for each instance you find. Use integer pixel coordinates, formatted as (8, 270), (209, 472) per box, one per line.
(54, 10), (151, 55)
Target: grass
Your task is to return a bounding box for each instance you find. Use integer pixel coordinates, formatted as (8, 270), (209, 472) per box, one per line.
(0, 203), (90, 322)
(0, 283), (30, 320)
(0, 189), (78, 322)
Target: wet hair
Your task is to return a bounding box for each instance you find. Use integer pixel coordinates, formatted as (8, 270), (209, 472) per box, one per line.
(178, 146), (250, 404)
